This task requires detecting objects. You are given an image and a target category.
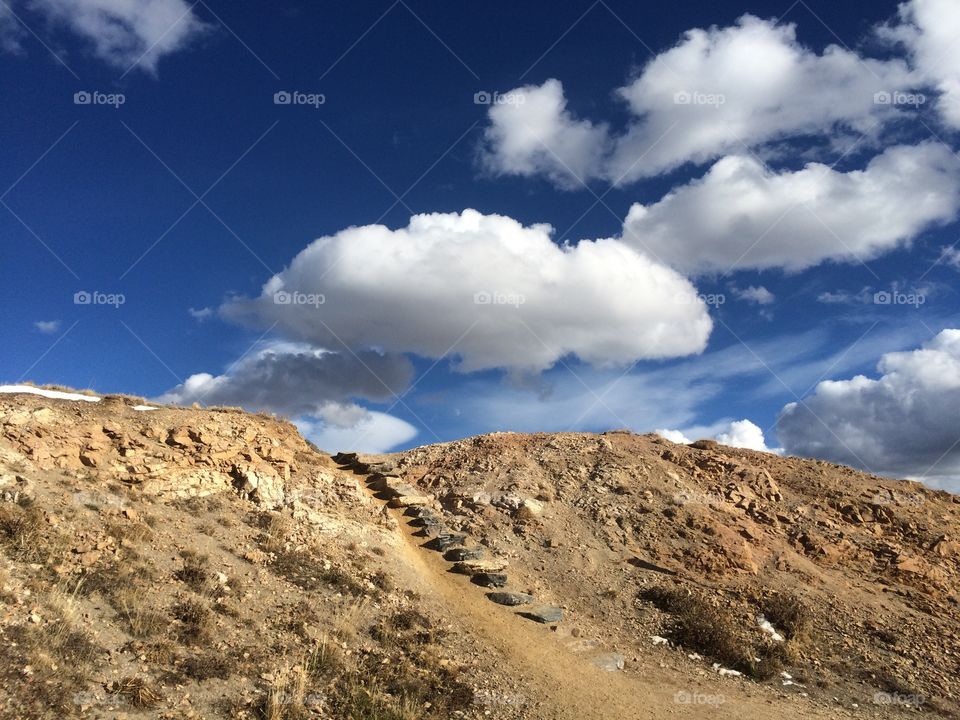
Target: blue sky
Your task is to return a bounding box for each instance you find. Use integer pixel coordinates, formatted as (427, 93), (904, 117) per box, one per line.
(2, 1), (960, 488)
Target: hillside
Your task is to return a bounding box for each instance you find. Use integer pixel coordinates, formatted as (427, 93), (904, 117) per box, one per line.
(0, 387), (957, 719)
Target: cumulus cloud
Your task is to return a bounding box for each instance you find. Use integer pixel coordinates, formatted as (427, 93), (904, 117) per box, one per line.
(222, 209), (713, 374)
(188, 307), (213, 322)
(884, 0), (960, 128)
(621, 143), (960, 274)
(158, 341), (414, 418)
(26, 0), (208, 72)
(777, 329), (960, 488)
(479, 79), (609, 189)
(33, 320), (60, 334)
(658, 419), (780, 453)
(481, 16), (917, 186)
(294, 412), (418, 455)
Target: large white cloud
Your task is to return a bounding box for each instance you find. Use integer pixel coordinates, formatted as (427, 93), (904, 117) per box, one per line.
(26, 0), (207, 72)
(884, 0), (960, 128)
(222, 209), (713, 374)
(480, 16), (917, 186)
(777, 329), (960, 489)
(621, 142), (960, 274)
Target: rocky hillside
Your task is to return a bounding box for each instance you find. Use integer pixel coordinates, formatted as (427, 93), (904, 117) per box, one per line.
(0, 388), (957, 719)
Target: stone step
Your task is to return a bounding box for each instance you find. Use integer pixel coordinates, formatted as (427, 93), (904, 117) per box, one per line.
(362, 460), (396, 475)
(470, 572), (508, 588)
(425, 534), (467, 551)
(520, 606), (563, 624)
(368, 472), (403, 491)
(332, 451), (359, 465)
(451, 557), (508, 574)
(444, 547), (483, 562)
(488, 591), (534, 606)
(388, 493), (432, 508)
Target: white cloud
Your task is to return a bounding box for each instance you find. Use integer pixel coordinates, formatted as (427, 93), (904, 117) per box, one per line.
(223, 209), (713, 374)
(27, 0), (208, 72)
(621, 143), (960, 274)
(658, 419), (780, 453)
(938, 245), (960, 269)
(294, 412), (417, 455)
(733, 285), (775, 305)
(656, 428), (692, 444)
(777, 328), (960, 489)
(33, 320), (60, 334)
(188, 306), (213, 322)
(481, 16), (917, 186)
(479, 78), (609, 189)
(0, 3), (26, 54)
(158, 341), (413, 418)
(884, 0), (960, 128)
(715, 419), (779, 452)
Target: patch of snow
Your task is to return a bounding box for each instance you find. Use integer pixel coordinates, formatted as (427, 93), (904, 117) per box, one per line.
(650, 635), (670, 646)
(712, 663), (742, 677)
(687, 653), (702, 661)
(133, 405), (159, 411)
(0, 384), (100, 403)
(757, 614), (785, 642)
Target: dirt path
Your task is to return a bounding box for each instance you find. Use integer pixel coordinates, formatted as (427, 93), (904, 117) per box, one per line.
(350, 468), (854, 720)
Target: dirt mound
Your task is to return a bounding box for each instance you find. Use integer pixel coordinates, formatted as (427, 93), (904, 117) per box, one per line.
(0, 389), (957, 719)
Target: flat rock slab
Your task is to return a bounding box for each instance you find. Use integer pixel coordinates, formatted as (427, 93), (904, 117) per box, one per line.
(521, 606), (563, 624)
(417, 520), (450, 538)
(451, 558), (508, 574)
(444, 547), (483, 562)
(388, 494), (432, 508)
(332, 452), (359, 465)
(405, 506), (438, 520)
(591, 653), (625, 672)
(471, 572), (508, 588)
(364, 461), (396, 474)
(488, 591), (534, 606)
(425, 534), (467, 551)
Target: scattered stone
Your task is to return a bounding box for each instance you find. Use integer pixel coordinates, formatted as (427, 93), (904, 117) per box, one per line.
(521, 606), (563, 624)
(488, 591), (534, 606)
